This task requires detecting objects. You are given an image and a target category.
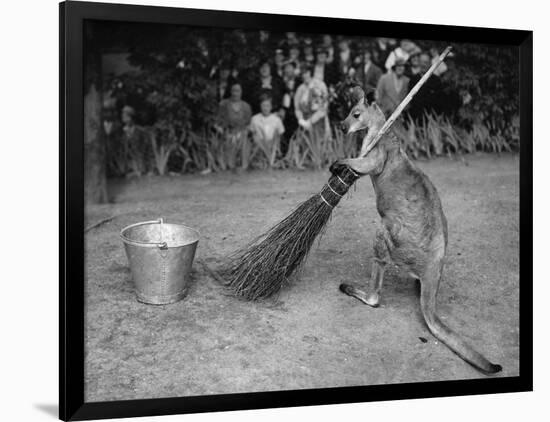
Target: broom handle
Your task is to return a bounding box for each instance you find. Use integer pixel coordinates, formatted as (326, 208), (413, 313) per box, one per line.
(360, 46), (453, 158)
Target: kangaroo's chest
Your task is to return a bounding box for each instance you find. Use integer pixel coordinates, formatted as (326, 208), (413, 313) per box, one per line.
(370, 156), (444, 244)
(371, 161), (430, 214)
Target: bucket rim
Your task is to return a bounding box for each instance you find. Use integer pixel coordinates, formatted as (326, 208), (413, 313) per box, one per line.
(120, 219), (200, 248)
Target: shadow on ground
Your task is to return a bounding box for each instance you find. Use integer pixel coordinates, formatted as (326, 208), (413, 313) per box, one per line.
(84, 153), (519, 402)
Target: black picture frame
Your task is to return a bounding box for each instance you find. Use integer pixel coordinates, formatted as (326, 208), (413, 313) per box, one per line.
(60, 1), (533, 420)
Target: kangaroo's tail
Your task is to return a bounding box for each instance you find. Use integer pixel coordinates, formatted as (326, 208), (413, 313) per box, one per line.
(420, 285), (502, 374)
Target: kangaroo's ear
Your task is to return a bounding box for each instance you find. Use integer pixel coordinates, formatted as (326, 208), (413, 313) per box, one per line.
(369, 102), (386, 120)
(350, 85), (365, 105)
(369, 101), (381, 113)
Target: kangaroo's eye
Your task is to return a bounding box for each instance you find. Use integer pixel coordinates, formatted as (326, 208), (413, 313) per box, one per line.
(353, 112), (361, 119)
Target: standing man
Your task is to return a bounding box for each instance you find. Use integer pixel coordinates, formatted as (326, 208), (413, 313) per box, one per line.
(355, 48), (383, 103)
(287, 44), (302, 77)
(246, 60), (285, 114)
(313, 47), (334, 86)
(333, 38), (355, 80)
(407, 52), (443, 122)
(321, 34), (335, 64)
(280, 61), (300, 154)
(273, 48), (286, 78)
(376, 58), (410, 117)
(407, 52), (422, 78)
(302, 37), (316, 67)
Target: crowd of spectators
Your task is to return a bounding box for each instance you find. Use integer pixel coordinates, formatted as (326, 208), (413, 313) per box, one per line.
(211, 34), (456, 159)
(105, 33), (465, 176)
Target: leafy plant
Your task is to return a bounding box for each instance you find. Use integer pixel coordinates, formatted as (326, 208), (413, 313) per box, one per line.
(394, 111), (515, 158)
(251, 133), (281, 169)
(284, 131), (310, 170)
(150, 130), (177, 176)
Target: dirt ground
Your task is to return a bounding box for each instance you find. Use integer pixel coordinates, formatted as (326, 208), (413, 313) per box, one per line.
(84, 153), (519, 402)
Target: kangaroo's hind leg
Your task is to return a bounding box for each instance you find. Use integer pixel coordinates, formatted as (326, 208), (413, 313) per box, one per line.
(340, 229), (390, 307)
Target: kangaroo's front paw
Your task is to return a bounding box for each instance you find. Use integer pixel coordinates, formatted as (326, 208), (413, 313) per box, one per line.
(329, 160), (347, 175)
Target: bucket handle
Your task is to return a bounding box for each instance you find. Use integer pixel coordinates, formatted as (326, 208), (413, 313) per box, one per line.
(157, 217), (168, 257)
(120, 218), (169, 249)
(157, 218), (167, 250)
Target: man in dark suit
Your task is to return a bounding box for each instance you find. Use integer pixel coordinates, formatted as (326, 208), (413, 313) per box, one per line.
(280, 61), (301, 155)
(407, 52), (443, 122)
(245, 60), (285, 114)
(332, 38), (355, 81)
(355, 48), (383, 103)
(313, 47), (337, 87)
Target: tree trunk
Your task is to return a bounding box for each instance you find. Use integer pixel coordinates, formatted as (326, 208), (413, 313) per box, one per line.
(84, 25), (108, 204)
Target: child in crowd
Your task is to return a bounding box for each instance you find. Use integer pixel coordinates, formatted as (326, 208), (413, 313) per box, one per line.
(250, 94), (285, 162)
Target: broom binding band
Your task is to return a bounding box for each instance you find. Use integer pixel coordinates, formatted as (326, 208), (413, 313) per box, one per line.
(326, 182), (343, 197)
(319, 193), (334, 208)
(336, 175), (350, 188)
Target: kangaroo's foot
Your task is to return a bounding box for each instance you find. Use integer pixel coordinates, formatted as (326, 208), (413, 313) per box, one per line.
(339, 232), (389, 308)
(339, 283), (380, 307)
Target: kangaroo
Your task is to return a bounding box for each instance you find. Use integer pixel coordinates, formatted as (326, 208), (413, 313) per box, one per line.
(330, 86), (502, 374)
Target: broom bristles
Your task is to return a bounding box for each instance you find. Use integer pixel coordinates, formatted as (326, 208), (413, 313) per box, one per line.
(221, 165), (361, 300)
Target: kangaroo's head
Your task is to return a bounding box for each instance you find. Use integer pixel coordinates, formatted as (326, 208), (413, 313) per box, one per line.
(340, 86), (385, 135)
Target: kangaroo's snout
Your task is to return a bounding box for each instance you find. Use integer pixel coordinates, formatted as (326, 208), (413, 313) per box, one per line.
(340, 120), (348, 133)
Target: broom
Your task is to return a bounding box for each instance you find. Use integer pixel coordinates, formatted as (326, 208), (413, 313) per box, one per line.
(221, 47), (453, 300)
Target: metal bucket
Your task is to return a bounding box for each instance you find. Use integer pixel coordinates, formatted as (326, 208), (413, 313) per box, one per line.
(120, 218), (199, 305)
